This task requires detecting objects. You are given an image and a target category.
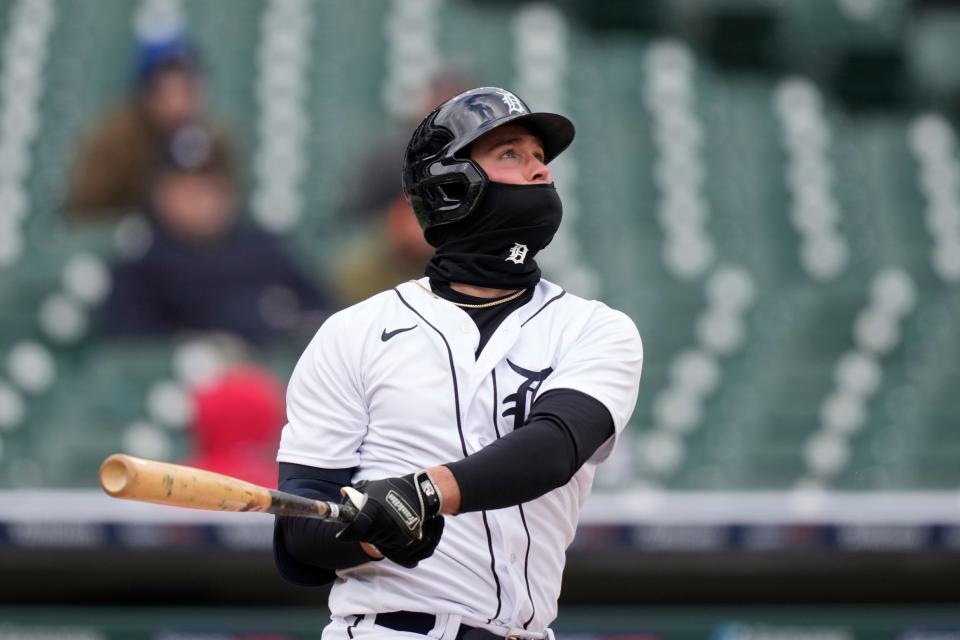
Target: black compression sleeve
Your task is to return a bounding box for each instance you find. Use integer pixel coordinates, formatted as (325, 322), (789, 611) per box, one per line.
(273, 463), (373, 585)
(446, 388), (615, 513)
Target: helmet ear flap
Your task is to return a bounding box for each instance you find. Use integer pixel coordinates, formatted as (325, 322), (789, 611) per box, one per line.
(408, 157), (486, 230)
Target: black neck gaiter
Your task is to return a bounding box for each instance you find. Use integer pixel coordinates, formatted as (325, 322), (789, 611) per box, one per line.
(425, 183), (563, 289)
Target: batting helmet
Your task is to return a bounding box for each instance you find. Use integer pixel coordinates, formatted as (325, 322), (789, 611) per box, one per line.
(402, 87), (575, 233)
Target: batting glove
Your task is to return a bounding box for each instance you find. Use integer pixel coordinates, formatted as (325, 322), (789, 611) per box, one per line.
(336, 471), (442, 551)
(380, 514), (445, 568)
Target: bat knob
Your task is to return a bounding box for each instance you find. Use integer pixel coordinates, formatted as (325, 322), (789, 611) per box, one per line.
(340, 486), (367, 510)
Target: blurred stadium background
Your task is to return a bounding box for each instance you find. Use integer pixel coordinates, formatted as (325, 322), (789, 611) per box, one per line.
(1, 0), (960, 637)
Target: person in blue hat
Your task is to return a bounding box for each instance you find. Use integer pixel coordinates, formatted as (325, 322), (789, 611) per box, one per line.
(66, 30), (234, 220)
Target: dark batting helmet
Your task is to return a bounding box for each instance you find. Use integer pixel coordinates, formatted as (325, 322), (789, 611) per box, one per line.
(401, 86), (575, 234)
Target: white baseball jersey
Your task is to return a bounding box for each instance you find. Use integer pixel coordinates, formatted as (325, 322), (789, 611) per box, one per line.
(278, 277), (643, 635)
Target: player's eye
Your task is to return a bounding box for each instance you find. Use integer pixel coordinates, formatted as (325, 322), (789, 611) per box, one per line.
(499, 148), (518, 160)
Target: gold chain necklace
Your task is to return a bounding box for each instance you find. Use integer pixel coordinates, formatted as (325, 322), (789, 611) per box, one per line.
(410, 280), (527, 309)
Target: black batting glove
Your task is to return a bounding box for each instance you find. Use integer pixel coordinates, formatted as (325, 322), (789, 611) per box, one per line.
(336, 470), (442, 550)
(380, 514), (445, 568)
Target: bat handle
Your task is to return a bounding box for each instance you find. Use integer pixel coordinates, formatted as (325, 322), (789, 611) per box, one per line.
(329, 501), (360, 524)
(269, 490), (359, 524)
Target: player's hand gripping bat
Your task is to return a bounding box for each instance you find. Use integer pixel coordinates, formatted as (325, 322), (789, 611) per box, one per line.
(99, 453), (359, 523)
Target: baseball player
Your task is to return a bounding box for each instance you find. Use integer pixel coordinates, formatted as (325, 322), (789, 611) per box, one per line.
(274, 87), (643, 640)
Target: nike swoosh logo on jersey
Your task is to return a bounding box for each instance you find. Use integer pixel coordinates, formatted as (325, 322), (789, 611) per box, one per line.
(381, 325), (417, 342)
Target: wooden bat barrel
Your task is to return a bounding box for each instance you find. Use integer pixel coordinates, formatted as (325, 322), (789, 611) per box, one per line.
(99, 454), (357, 522)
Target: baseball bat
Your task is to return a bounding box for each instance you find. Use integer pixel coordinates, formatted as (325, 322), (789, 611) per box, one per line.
(99, 453), (358, 523)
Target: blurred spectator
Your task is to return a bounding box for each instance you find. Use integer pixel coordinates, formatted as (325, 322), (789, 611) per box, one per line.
(332, 68), (468, 303)
(185, 365), (284, 488)
(66, 29), (234, 219)
(334, 194), (434, 304)
(101, 125), (333, 344)
(337, 67), (471, 220)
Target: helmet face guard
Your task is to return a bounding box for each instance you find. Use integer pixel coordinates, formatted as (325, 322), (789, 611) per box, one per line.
(402, 87), (575, 232)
